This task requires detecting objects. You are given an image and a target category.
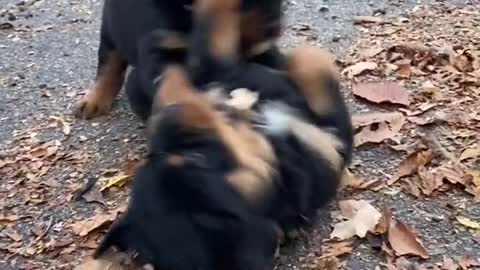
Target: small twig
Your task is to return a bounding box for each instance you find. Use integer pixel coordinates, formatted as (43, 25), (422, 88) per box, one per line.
(35, 216), (53, 242)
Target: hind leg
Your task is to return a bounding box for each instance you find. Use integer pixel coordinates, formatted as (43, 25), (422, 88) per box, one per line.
(74, 28), (127, 119)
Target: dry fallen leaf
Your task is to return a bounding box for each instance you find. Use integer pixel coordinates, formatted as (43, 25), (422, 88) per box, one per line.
(71, 208), (124, 237)
(321, 240), (354, 258)
(360, 47), (384, 59)
(458, 255), (480, 270)
(330, 200), (382, 240)
(375, 204), (392, 235)
(100, 173), (130, 192)
(456, 217), (480, 230)
(397, 63), (412, 78)
(417, 166), (445, 196)
(353, 112), (406, 147)
(459, 145), (480, 161)
(343, 62), (378, 78)
(4, 229), (23, 242)
(390, 150), (433, 184)
(0, 215), (22, 225)
(388, 219), (429, 259)
(354, 16), (385, 24)
(443, 256), (458, 270)
(352, 82), (410, 106)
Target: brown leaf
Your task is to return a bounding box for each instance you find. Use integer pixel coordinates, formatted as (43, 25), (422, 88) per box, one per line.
(31, 225), (44, 237)
(354, 16), (385, 24)
(353, 112), (405, 147)
(4, 229), (23, 242)
(417, 166), (444, 196)
(390, 150), (433, 184)
(0, 214), (21, 225)
(81, 188), (106, 206)
(442, 256), (458, 270)
(321, 240), (354, 258)
(375, 204), (392, 234)
(316, 256), (340, 270)
(71, 208), (124, 237)
(397, 63), (412, 78)
(121, 159), (138, 176)
(360, 47), (385, 58)
(388, 220), (429, 259)
(352, 82), (410, 106)
(458, 255), (480, 270)
(330, 200), (382, 240)
(343, 62), (378, 77)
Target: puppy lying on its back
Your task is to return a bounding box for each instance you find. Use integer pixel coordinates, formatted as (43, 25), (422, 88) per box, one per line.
(92, 68), (280, 270)
(125, 39), (353, 233)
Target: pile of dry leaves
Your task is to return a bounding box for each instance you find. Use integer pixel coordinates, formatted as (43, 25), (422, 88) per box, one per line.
(316, 4), (480, 270)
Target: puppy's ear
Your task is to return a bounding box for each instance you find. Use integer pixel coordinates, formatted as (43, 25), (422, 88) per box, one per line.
(287, 46), (340, 116)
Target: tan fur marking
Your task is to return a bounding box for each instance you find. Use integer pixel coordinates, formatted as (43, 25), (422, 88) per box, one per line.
(287, 46), (339, 116)
(288, 117), (344, 172)
(74, 51), (127, 119)
(195, 0), (240, 57)
(153, 66), (273, 178)
(227, 168), (268, 201)
(166, 155), (186, 167)
(156, 31), (189, 49)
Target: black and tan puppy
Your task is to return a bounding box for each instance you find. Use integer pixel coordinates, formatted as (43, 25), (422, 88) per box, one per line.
(89, 45), (353, 269)
(126, 43), (353, 233)
(74, 0), (284, 119)
(92, 67), (280, 270)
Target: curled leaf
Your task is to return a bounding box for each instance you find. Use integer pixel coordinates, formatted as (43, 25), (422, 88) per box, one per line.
(330, 200), (382, 240)
(387, 220), (429, 259)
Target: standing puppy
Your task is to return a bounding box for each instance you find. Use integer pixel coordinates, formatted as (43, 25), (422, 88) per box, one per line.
(74, 0), (284, 119)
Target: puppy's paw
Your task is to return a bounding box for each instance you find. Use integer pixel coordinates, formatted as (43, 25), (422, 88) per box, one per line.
(74, 90), (113, 119)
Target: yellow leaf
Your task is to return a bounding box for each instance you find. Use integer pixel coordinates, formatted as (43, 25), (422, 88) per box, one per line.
(456, 217), (480, 230)
(100, 174), (130, 191)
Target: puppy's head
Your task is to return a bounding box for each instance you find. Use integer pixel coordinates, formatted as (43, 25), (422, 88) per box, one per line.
(239, 0), (283, 53)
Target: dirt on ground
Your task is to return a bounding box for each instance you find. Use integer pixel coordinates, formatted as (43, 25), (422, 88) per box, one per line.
(0, 0), (479, 269)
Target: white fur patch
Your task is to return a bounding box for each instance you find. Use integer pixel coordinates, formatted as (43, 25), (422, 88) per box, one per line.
(258, 101), (344, 171)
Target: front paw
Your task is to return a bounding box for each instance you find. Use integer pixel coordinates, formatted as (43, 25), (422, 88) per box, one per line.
(73, 90), (114, 119)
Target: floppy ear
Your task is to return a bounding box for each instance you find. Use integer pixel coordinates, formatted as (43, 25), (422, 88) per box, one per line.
(286, 46), (340, 116)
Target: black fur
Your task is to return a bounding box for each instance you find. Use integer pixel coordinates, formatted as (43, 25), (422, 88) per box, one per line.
(74, 0), (284, 119)
(123, 44), (353, 237)
(94, 105), (278, 270)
